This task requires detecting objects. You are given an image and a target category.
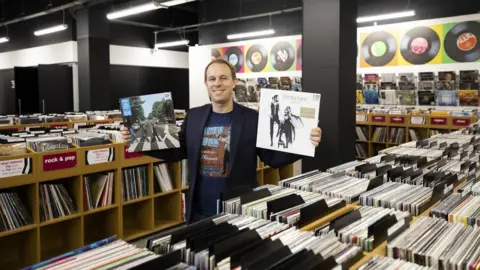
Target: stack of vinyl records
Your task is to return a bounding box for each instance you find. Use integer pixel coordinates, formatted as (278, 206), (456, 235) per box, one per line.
(40, 183), (77, 221)
(16, 115), (41, 124)
(65, 131), (111, 147)
(315, 206), (410, 252)
(280, 170), (378, 204)
(356, 126), (369, 141)
(181, 159), (188, 187)
(26, 136), (70, 152)
(122, 166), (148, 201)
(389, 127), (405, 144)
(83, 172), (114, 211)
(154, 163), (174, 193)
(88, 125), (124, 142)
(22, 236), (179, 270)
(431, 194), (480, 226)
(0, 115), (14, 126)
(326, 160), (366, 174)
(372, 127), (387, 143)
(359, 182), (436, 216)
(0, 191), (33, 231)
(356, 143), (368, 158)
(357, 256), (433, 269)
(222, 185), (345, 227)
(65, 112), (88, 122)
(409, 129), (421, 141)
(146, 213), (363, 270)
(387, 216), (480, 268)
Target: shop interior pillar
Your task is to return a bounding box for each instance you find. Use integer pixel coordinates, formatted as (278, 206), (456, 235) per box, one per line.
(302, 0), (357, 172)
(77, 7), (111, 111)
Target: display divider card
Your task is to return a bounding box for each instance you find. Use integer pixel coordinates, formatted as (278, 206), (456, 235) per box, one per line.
(240, 188), (272, 205)
(119, 92), (180, 153)
(297, 199), (346, 228)
(256, 88), (321, 157)
(266, 194), (305, 218)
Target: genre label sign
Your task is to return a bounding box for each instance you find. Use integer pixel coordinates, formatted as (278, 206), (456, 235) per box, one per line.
(43, 152), (77, 171)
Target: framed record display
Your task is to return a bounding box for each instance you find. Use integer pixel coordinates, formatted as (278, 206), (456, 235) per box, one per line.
(442, 20), (480, 63)
(245, 43), (269, 73)
(360, 30), (399, 67)
(223, 46), (245, 73)
(398, 25), (442, 65)
(269, 40), (297, 72)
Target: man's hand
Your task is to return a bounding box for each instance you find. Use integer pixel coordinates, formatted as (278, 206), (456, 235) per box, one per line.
(310, 127), (322, 147)
(120, 126), (131, 143)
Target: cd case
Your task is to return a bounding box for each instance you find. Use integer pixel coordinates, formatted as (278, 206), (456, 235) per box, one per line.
(256, 88), (320, 157)
(119, 92), (180, 153)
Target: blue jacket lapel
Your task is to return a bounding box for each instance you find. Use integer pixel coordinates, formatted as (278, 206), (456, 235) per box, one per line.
(192, 104), (212, 179)
(229, 103), (244, 173)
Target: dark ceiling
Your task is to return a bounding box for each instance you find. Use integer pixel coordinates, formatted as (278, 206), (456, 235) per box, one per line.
(0, 0), (478, 36)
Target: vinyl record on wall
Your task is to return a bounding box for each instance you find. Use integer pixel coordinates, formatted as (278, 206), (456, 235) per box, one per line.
(223, 46), (244, 73)
(270, 41), (296, 71)
(211, 48), (222, 60)
(361, 31), (397, 66)
(297, 44), (302, 67)
(246, 44), (268, 72)
(296, 39), (302, 71)
(400, 26), (441, 65)
(444, 21), (480, 62)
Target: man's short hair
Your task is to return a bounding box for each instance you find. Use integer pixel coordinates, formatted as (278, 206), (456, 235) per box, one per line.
(204, 58), (237, 81)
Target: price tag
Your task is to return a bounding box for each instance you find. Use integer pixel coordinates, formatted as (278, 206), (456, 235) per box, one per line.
(430, 117), (447, 125)
(86, 147), (115, 165)
(0, 158), (32, 178)
(43, 152), (77, 171)
(410, 116), (426, 125)
(390, 116), (405, 124)
(356, 115), (367, 122)
(453, 118), (470, 127)
(372, 116), (386, 123)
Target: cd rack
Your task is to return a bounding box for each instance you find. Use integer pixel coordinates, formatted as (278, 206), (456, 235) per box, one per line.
(356, 112), (477, 158)
(0, 119), (295, 269)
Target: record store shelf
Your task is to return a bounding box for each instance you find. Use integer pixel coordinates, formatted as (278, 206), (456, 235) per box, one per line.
(0, 122), (294, 268)
(356, 113), (477, 158)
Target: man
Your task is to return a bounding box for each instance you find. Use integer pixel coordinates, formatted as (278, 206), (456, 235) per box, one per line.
(121, 59), (322, 224)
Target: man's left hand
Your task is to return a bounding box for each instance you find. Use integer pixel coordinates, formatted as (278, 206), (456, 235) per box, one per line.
(310, 127), (322, 147)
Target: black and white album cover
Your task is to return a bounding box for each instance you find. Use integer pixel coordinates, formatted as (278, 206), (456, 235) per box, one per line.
(119, 92), (180, 152)
(256, 88), (321, 157)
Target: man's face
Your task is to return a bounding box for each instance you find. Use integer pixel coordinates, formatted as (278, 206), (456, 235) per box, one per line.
(205, 63), (236, 104)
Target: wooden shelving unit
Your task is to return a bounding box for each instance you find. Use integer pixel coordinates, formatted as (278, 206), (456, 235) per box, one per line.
(356, 113), (477, 158)
(0, 121), (295, 268)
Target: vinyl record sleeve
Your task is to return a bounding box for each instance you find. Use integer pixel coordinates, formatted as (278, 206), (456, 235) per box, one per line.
(256, 88), (320, 157)
(119, 92), (180, 153)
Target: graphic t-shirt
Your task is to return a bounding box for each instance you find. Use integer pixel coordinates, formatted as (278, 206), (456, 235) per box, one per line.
(194, 111), (232, 216)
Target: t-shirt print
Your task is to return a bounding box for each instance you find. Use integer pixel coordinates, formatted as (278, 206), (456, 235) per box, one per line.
(199, 125), (231, 177)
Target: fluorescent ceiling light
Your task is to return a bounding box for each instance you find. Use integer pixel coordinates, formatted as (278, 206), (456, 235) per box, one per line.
(155, 40), (189, 48)
(227, 29), (275, 40)
(107, 2), (165, 20)
(34, 24), (68, 36)
(0, 37), (9, 43)
(357, 10), (415, 23)
(159, 0), (197, 7)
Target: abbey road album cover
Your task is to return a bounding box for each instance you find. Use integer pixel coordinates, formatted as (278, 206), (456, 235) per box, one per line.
(256, 88), (321, 157)
(119, 92), (180, 152)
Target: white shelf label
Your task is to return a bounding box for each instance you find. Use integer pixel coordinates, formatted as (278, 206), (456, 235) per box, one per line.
(0, 158), (32, 178)
(86, 147), (115, 165)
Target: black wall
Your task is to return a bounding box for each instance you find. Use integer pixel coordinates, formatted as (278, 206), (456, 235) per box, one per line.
(110, 65), (189, 110)
(0, 70), (15, 115)
(198, 0), (302, 45)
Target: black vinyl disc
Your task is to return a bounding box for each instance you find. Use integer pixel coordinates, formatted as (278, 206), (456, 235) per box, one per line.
(211, 48), (221, 60)
(246, 44), (268, 72)
(297, 45), (302, 67)
(361, 31), (397, 66)
(400, 26), (440, 64)
(223, 46), (244, 72)
(270, 41), (295, 71)
(444, 21), (480, 62)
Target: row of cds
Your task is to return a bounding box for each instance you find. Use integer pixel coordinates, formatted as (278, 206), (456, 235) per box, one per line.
(360, 89), (480, 106)
(356, 106), (478, 117)
(146, 213), (362, 270)
(222, 184), (345, 227)
(0, 110), (122, 126)
(387, 216), (480, 269)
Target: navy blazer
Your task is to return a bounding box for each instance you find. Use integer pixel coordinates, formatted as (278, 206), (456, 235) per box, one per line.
(145, 102), (302, 224)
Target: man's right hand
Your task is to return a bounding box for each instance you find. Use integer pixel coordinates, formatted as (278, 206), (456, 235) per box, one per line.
(120, 126), (131, 143)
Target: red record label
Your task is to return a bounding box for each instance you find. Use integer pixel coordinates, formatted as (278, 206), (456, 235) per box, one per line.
(457, 33), (477, 51)
(411, 37), (428, 54)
